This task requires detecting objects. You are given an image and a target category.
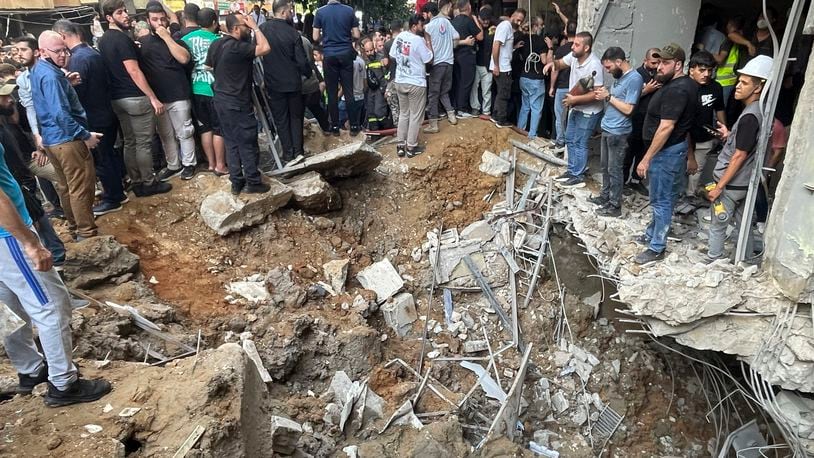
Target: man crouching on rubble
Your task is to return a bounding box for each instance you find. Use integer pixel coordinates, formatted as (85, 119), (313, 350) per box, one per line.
(706, 55), (773, 262)
(0, 143), (111, 406)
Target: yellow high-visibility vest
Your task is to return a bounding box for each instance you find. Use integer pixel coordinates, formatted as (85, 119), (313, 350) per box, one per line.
(717, 44), (740, 87)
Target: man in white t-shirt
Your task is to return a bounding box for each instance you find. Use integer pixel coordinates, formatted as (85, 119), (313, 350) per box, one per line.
(544, 31), (604, 187)
(389, 14), (434, 158)
(490, 8), (526, 128)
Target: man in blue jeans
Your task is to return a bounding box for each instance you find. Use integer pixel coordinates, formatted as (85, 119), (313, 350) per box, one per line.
(313, 0), (361, 136)
(635, 43), (698, 264)
(516, 17), (549, 140)
(590, 46), (642, 217)
(544, 31), (604, 188)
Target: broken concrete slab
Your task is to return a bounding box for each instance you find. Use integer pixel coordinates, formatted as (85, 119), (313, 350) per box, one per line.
(462, 339), (488, 353)
(270, 416), (303, 455)
(266, 267), (307, 308)
(323, 259), (350, 294)
(227, 281), (270, 303)
(63, 236), (139, 288)
(284, 171), (342, 214)
(357, 259), (404, 302)
(479, 150), (511, 177)
(200, 182), (293, 236)
(460, 220), (495, 242)
(381, 293), (417, 337)
(270, 142), (383, 180)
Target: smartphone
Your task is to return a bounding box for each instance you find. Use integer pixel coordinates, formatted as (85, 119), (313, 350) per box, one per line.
(702, 125), (719, 136)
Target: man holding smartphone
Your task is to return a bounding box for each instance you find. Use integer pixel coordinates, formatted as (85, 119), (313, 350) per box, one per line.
(30, 31), (101, 240)
(686, 50), (725, 198)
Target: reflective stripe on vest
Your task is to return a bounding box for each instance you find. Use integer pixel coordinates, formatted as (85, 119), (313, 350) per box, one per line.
(717, 45), (740, 87)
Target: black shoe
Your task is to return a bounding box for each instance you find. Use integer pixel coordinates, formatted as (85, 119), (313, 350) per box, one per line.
(634, 234), (650, 245)
(157, 167), (182, 182)
(396, 143), (406, 158)
(131, 183), (146, 197)
(140, 182), (172, 197)
(406, 145), (425, 158)
(92, 201), (123, 217)
(245, 182), (271, 194)
(588, 195), (608, 206)
(350, 126), (360, 137)
(331, 127), (340, 137)
(44, 378), (112, 407)
(634, 249), (665, 265)
(630, 181), (649, 196)
(560, 176), (586, 188)
(180, 165), (197, 180)
(554, 172), (573, 182)
(231, 182), (245, 196)
(597, 205), (622, 217)
(17, 365), (48, 395)
(47, 208), (66, 220)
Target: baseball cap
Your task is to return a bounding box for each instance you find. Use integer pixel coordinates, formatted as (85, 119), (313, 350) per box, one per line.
(0, 79), (17, 96)
(653, 43), (686, 62)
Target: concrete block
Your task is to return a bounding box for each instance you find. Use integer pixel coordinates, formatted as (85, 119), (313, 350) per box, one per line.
(270, 416), (303, 455)
(323, 259), (350, 294)
(271, 142), (383, 180)
(479, 150), (511, 177)
(381, 293), (417, 336)
(460, 220), (495, 242)
(356, 259), (404, 302)
(200, 181), (293, 236)
(463, 339), (488, 353)
(284, 171), (342, 214)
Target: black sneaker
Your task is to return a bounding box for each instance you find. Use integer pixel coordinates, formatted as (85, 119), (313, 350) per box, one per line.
(47, 208), (66, 220)
(406, 145), (425, 158)
(634, 234), (650, 245)
(597, 205), (622, 217)
(588, 195), (608, 206)
(634, 249), (665, 265)
(490, 117), (511, 128)
(231, 182), (245, 195)
(554, 172), (573, 182)
(92, 201), (122, 217)
(131, 183), (146, 197)
(331, 127), (340, 137)
(141, 182), (172, 197)
(630, 181), (649, 196)
(350, 126), (360, 137)
(396, 143), (406, 158)
(44, 378), (111, 407)
(560, 176), (586, 188)
(245, 182), (271, 194)
(17, 365), (48, 395)
(157, 167), (182, 182)
(180, 165), (197, 180)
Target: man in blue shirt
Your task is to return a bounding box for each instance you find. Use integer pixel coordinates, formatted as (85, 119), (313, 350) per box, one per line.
(30, 31), (101, 240)
(0, 143), (111, 406)
(53, 20), (127, 217)
(590, 46), (642, 217)
(313, 0), (361, 136)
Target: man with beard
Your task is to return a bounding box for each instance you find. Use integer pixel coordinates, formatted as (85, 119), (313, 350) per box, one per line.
(590, 46), (642, 217)
(98, 0), (171, 197)
(544, 31), (604, 188)
(470, 6), (493, 117)
(260, 0), (311, 163)
(30, 31), (101, 241)
(685, 50), (725, 198)
(140, 1), (196, 182)
(489, 8), (525, 128)
(206, 12), (271, 195)
(624, 47), (661, 195)
(634, 43), (698, 264)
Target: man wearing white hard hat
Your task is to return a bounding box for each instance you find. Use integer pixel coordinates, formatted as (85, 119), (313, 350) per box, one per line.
(706, 55), (773, 262)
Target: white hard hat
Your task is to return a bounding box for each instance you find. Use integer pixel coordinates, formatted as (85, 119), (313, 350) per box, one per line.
(738, 55), (774, 81)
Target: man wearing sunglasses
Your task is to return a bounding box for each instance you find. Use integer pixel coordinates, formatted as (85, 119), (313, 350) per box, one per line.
(29, 31), (101, 241)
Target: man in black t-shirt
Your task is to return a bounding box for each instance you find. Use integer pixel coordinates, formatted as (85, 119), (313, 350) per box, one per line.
(99, 0), (171, 197)
(141, 1), (197, 181)
(470, 6), (493, 116)
(686, 50), (725, 197)
(634, 43), (698, 265)
(517, 18), (549, 139)
(548, 22), (574, 150)
(206, 12), (271, 195)
(451, 0), (482, 118)
(625, 47), (660, 190)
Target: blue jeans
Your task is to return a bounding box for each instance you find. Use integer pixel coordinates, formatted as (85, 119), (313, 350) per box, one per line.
(644, 140), (688, 253)
(518, 77), (546, 138)
(553, 88), (568, 145)
(565, 110), (601, 177)
(34, 215), (65, 267)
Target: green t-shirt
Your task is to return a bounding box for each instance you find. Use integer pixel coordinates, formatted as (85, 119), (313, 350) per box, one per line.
(181, 29), (220, 97)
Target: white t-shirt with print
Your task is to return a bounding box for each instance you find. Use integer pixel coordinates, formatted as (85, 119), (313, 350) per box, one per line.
(389, 31), (433, 87)
(425, 15), (459, 65)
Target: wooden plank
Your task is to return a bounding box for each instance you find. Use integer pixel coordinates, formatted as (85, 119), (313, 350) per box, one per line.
(173, 425), (205, 458)
(242, 339), (273, 383)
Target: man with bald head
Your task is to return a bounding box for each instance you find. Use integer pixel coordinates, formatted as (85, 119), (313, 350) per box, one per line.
(30, 31), (101, 240)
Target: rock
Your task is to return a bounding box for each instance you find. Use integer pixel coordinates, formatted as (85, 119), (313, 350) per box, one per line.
(551, 391), (569, 414)
(272, 142), (383, 180)
(63, 236), (139, 288)
(285, 171), (342, 213)
(227, 281), (270, 303)
(478, 151), (511, 177)
(312, 216), (335, 230)
(356, 259), (404, 302)
(266, 267), (306, 308)
(270, 416), (303, 455)
(46, 437), (62, 450)
(571, 404), (588, 426)
(133, 303), (175, 323)
(460, 220), (495, 242)
(381, 293), (417, 337)
(462, 339), (488, 353)
(553, 351), (572, 367)
(324, 402), (342, 425)
(323, 259), (350, 294)
(200, 182), (293, 236)
(411, 247), (422, 262)
(533, 430), (556, 448)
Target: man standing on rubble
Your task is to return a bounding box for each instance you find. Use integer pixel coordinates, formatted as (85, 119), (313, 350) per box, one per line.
(490, 8), (525, 129)
(206, 12), (271, 195)
(624, 47), (661, 195)
(634, 43), (698, 264)
(686, 50), (726, 198)
(706, 55), (772, 262)
(590, 46), (642, 218)
(0, 140), (111, 406)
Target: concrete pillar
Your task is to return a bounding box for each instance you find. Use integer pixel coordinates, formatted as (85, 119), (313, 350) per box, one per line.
(764, 46), (814, 303)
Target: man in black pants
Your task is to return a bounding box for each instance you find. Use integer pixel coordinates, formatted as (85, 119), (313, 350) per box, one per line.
(206, 12), (271, 195)
(625, 47), (661, 195)
(313, 0), (361, 136)
(301, 35), (330, 134)
(490, 8), (525, 128)
(451, 0), (482, 118)
(260, 0), (311, 163)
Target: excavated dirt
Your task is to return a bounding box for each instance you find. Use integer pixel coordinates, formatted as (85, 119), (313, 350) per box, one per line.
(0, 119), (717, 456)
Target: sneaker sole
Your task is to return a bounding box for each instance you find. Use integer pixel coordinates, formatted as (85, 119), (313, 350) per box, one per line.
(553, 176), (572, 182)
(93, 206), (123, 217)
(181, 175), (195, 180)
(159, 171), (181, 182)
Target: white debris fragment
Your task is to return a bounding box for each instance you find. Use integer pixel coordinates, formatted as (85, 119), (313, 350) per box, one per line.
(84, 424), (103, 434)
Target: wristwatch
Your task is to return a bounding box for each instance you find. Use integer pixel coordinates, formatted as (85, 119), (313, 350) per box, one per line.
(605, 94), (611, 102)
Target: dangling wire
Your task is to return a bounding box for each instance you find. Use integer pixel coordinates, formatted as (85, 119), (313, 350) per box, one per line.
(523, 0), (542, 74)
